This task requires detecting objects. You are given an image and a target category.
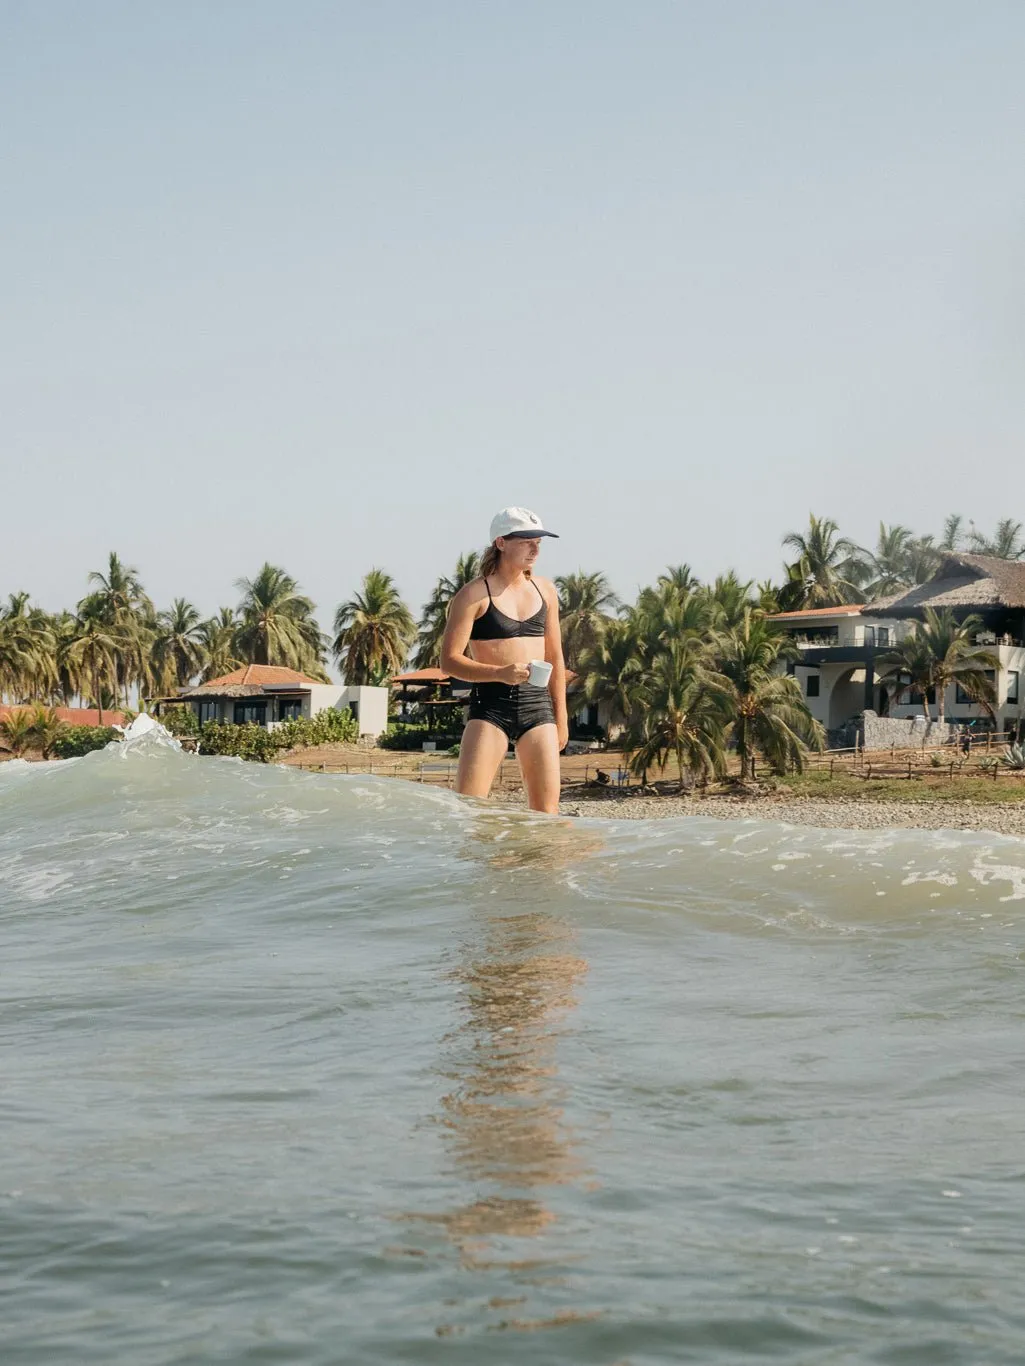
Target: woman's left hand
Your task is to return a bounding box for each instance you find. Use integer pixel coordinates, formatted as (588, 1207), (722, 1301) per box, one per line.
(557, 723), (569, 752)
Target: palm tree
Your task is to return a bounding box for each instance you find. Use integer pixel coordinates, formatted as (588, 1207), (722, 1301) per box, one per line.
(856, 523), (916, 600)
(628, 584), (713, 665)
(903, 535), (941, 586)
(700, 572), (755, 631)
(26, 705), (66, 759)
(333, 570), (416, 685)
(414, 551), (482, 670)
(51, 612), (81, 706)
(775, 557), (813, 612)
(712, 611), (824, 777)
(0, 597), (53, 703)
(577, 619), (645, 740)
(235, 564), (327, 677)
(79, 552), (155, 706)
(939, 514), (964, 551)
(153, 599), (206, 691)
(0, 708), (34, 756)
(198, 608), (242, 682)
(877, 608), (999, 723)
(555, 571), (619, 672)
(782, 515), (864, 607)
(756, 580), (782, 615)
(967, 519), (1025, 560)
(624, 639), (732, 791)
(657, 564), (699, 594)
(65, 617), (121, 725)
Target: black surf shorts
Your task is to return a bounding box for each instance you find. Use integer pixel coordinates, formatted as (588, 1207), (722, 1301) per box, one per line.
(466, 682), (556, 744)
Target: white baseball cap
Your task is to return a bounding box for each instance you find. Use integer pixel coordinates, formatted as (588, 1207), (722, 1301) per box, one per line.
(489, 506), (559, 541)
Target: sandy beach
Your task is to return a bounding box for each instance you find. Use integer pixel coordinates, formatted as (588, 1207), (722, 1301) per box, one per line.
(544, 791), (1025, 835)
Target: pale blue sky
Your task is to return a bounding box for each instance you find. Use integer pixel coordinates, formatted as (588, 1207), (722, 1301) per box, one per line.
(3, 1), (1024, 647)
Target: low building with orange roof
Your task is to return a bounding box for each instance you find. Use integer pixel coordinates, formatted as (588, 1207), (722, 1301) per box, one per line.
(151, 665), (389, 737)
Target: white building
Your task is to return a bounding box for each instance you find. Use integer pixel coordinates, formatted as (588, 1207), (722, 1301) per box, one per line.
(156, 665), (390, 739)
(773, 552), (1025, 737)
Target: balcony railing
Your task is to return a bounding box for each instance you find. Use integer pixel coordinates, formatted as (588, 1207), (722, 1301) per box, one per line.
(788, 627), (906, 649)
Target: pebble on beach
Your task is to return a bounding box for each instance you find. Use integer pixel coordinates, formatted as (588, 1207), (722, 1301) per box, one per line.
(491, 790), (1025, 836)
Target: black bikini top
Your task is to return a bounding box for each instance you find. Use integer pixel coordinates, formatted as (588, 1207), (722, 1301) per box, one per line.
(469, 576), (547, 640)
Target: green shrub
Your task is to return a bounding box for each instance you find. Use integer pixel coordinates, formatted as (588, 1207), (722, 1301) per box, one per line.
(196, 708), (360, 763)
(379, 723), (460, 751)
(275, 708), (359, 750)
(52, 726), (119, 759)
(197, 721), (280, 763)
(160, 705), (200, 737)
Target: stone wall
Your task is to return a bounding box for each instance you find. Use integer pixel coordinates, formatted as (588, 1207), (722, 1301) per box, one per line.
(859, 710), (955, 751)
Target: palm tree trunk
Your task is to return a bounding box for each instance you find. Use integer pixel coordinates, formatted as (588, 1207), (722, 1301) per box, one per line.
(95, 666), (103, 727)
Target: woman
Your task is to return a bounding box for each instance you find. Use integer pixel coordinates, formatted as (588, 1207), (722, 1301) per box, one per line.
(441, 507), (568, 814)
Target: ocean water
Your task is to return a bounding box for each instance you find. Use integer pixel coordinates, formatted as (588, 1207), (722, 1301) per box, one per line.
(4, 737), (1025, 1365)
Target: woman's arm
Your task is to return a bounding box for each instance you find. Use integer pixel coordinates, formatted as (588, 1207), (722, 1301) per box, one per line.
(440, 586), (530, 684)
(540, 579), (569, 751)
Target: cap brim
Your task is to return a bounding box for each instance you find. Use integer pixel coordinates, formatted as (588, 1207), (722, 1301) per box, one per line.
(503, 529), (559, 539)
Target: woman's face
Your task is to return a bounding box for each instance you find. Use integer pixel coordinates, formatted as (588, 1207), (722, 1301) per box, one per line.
(497, 536), (541, 570)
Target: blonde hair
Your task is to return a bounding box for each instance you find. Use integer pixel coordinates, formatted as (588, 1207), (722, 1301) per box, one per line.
(479, 540), (532, 582)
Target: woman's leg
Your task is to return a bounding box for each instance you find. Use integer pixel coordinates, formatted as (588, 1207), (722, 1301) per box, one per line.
(455, 719), (511, 798)
(516, 723), (561, 814)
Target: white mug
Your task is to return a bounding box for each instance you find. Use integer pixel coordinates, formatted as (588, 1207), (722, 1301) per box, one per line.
(527, 658), (553, 688)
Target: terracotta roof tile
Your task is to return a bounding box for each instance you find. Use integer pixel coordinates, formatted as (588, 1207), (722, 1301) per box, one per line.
(199, 665), (323, 689)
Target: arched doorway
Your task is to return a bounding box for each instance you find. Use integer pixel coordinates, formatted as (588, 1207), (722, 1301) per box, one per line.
(828, 668), (864, 729)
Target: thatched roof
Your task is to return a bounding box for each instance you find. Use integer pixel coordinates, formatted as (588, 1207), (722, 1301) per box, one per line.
(872, 553), (1025, 618)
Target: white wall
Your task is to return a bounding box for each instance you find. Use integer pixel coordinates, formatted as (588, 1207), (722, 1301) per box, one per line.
(304, 685), (346, 718)
(302, 684), (389, 737)
(341, 686), (389, 738)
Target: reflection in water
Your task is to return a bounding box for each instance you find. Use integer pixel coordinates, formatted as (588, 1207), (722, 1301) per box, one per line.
(406, 815), (600, 1331)
(438, 907), (587, 1247)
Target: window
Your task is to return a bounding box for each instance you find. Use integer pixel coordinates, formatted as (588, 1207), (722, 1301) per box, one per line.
(901, 673), (936, 705)
(876, 627), (890, 647)
(197, 700), (219, 725)
(278, 699), (303, 722)
(1008, 671), (1020, 705)
(234, 700), (267, 726)
(805, 674), (820, 698)
(956, 670), (996, 706)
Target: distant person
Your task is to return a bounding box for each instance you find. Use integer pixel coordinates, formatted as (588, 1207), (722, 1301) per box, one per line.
(441, 508), (568, 813)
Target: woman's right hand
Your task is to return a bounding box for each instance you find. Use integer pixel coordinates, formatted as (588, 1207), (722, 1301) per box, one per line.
(497, 662), (531, 685)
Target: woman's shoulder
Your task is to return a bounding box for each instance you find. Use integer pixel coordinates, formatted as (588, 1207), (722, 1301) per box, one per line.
(531, 574), (558, 603)
(450, 578), (489, 610)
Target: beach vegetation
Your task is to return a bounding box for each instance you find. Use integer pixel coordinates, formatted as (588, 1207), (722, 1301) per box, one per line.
(877, 609), (999, 724)
(781, 514), (864, 608)
(235, 564), (328, 679)
(51, 725), (120, 759)
(624, 638), (733, 791)
(966, 518), (1025, 560)
(195, 707), (360, 762)
(414, 552), (482, 669)
(198, 608), (243, 682)
(160, 704), (200, 737)
(153, 599), (206, 691)
(0, 708), (35, 755)
(555, 571), (619, 672)
(712, 610), (825, 778)
(333, 570), (416, 685)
